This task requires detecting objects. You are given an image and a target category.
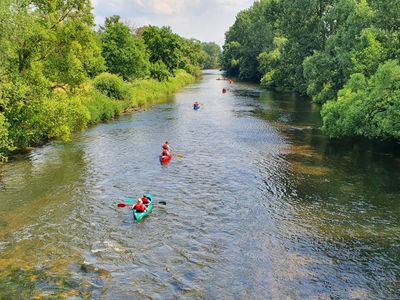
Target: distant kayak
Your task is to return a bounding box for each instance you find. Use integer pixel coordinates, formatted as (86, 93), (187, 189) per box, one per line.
(133, 193), (154, 221)
(160, 154), (172, 165)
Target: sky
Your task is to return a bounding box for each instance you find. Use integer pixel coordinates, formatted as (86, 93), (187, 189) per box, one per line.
(92, 0), (255, 46)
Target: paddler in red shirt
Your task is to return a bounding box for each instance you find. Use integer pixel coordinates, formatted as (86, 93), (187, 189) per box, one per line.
(141, 194), (151, 205)
(132, 199), (147, 213)
(162, 141), (171, 152)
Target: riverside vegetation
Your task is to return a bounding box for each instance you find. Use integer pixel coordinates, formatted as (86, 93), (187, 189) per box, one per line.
(0, 1), (221, 161)
(221, 0), (400, 141)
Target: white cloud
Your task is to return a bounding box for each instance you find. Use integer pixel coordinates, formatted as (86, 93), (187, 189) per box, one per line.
(92, 0), (254, 45)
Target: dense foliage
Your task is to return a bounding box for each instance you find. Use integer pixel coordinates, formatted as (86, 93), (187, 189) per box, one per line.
(99, 16), (149, 80)
(0, 0), (105, 156)
(93, 72), (128, 100)
(201, 42), (221, 69)
(0, 1), (210, 161)
(141, 25), (207, 77)
(222, 0), (400, 140)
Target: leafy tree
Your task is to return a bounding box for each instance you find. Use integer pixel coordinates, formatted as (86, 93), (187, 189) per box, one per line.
(0, 113), (13, 161)
(276, 0), (334, 92)
(321, 60), (400, 139)
(258, 36), (287, 89)
(0, 0), (105, 150)
(221, 41), (241, 76)
(141, 26), (183, 76)
(178, 38), (206, 76)
(100, 16), (149, 80)
(304, 0), (400, 104)
(222, 1), (280, 81)
(141, 26), (205, 79)
(202, 42), (221, 69)
(303, 51), (341, 104)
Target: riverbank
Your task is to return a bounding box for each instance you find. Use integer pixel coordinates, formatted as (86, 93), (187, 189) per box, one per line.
(1, 70), (196, 161)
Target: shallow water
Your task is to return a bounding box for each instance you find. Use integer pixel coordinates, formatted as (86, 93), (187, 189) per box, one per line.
(0, 70), (399, 299)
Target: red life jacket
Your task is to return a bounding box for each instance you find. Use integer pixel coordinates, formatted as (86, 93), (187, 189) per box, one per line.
(142, 196), (150, 204)
(162, 150), (170, 156)
(134, 203), (145, 212)
(162, 143), (169, 149)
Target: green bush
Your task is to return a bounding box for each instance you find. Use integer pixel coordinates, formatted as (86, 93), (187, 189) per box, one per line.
(82, 89), (124, 123)
(321, 60), (400, 140)
(41, 94), (90, 142)
(0, 113), (13, 161)
(150, 61), (170, 81)
(93, 72), (128, 100)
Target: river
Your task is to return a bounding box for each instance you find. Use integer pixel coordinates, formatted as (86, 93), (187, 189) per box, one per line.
(0, 70), (399, 299)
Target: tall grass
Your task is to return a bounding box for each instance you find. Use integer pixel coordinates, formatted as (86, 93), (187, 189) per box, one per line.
(87, 69), (194, 116)
(126, 70), (195, 108)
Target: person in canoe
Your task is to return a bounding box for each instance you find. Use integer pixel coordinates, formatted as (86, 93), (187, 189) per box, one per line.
(193, 101), (200, 109)
(161, 147), (170, 157)
(162, 141), (171, 152)
(132, 198), (147, 213)
(222, 88), (227, 93)
(141, 194), (151, 206)
(161, 146), (171, 157)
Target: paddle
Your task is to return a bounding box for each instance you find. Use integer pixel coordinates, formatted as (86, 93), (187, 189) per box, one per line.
(168, 148), (184, 158)
(117, 201), (166, 208)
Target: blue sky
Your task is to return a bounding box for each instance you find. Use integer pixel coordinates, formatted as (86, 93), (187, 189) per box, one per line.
(92, 0), (254, 46)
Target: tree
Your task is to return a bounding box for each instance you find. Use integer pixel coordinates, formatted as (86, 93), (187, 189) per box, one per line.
(141, 26), (205, 79)
(178, 38), (207, 76)
(0, 0), (105, 149)
(222, 1), (280, 81)
(202, 42), (221, 69)
(258, 36), (287, 89)
(141, 26), (182, 76)
(221, 41), (241, 76)
(321, 60), (400, 140)
(100, 15), (149, 80)
(0, 113), (13, 161)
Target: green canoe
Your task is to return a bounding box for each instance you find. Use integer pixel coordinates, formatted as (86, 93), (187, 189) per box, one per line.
(133, 193), (154, 222)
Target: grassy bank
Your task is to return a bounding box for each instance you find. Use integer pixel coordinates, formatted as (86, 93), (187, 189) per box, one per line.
(1, 70), (195, 160)
(85, 69), (195, 123)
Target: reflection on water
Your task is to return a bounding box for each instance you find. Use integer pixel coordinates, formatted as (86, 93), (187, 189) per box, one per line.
(0, 71), (399, 299)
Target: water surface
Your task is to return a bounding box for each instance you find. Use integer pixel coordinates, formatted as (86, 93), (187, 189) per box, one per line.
(0, 71), (399, 299)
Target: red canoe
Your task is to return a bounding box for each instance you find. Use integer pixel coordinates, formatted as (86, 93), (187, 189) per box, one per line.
(160, 154), (172, 165)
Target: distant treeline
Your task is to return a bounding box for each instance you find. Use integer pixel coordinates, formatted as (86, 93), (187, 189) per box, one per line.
(221, 0), (400, 140)
(0, 0), (221, 161)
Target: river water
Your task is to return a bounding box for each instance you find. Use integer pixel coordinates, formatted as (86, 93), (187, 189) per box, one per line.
(0, 71), (399, 299)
